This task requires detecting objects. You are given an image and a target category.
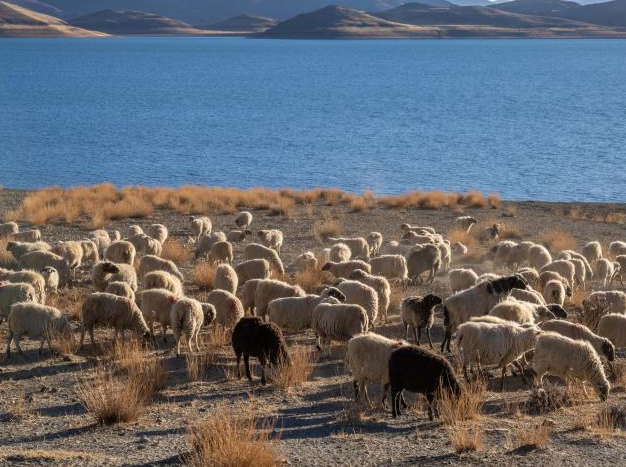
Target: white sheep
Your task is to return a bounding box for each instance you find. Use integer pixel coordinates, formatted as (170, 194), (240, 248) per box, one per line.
(138, 288), (178, 341)
(241, 278), (262, 315)
(0, 269), (46, 304)
(478, 223), (500, 242)
(528, 244), (552, 270)
(80, 239), (100, 265)
(290, 251), (318, 273)
(609, 241), (626, 259)
(540, 319), (615, 361)
(11, 229), (41, 243)
(334, 279), (378, 326)
(510, 287), (547, 305)
(138, 255), (184, 282)
(235, 211), (253, 229)
(254, 279), (305, 319)
(401, 224), (436, 235)
(0, 282), (37, 323)
(366, 232), (383, 257)
(543, 280), (566, 306)
(348, 269), (391, 324)
(406, 244), (440, 285)
(206, 289), (244, 328)
(6, 241), (51, 260)
(598, 314), (626, 349)
(516, 267), (539, 289)
(90, 230), (111, 258)
(190, 216), (212, 241)
(613, 255), (626, 285)
(5, 303), (71, 358)
(105, 281), (136, 301)
(330, 242), (351, 262)
(533, 331), (610, 401)
(488, 299), (564, 325)
(268, 287), (345, 332)
(18, 251), (70, 287)
(257, 229), (283, 254)
(451, 241), (468, 256)
(596, 258), (619, 287)
(147, 224), (168, 244)
(583, 290), (626, 330)
(226, 229), (252, 243)
(91, 261), (138, 292)
(0, 221), (19, 237)
(582, 241), (603, 266)
(317, 248), (331, 266)
(40, 266), (59, 295)
(51, 241), (83, 280)
(557, 250), (593, 282)
(492, 241), (517, 270)
(539, 270), (570, 291)
(214, 263), (238, 294)
(104, 240), (136, 265)
(243, 243), (284, 276)
(127, 234), (162, 257)
(311, 301), (368, 356)
(452, 216), (477, 233)
(144, 270), (183, 297)
(327, 237), (369, 260)
(208, 241), (234, 264)
(194, 232), (227, 259)
(234, 259), (271, 285)
(170, 297), (215, 355)
(448, 268), (478, 293)
(322, 260), (371, 279)
(368, 255), (408, 281)
(437, 241), (451, 273)
(540, 260), (575, 293)
(506, 242), (535, 270)
(380, 241), (412, 256)
(128, 225), (144, 236)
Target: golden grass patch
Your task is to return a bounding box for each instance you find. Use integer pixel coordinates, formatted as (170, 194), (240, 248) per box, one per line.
(538, 230), (577, 252)
(313, 214), (343, 240)
(437, 379), (485, 426)
(507, 420), (552, 450)
(193, 262), (216, 290)
(161, 239), (192, 265)
(272, 345), (315, 391)
(448, 423), (484, 454)
(294, 266), (331, 294)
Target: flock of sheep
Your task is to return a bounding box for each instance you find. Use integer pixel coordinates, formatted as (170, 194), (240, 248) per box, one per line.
(2, 209), (626, 421)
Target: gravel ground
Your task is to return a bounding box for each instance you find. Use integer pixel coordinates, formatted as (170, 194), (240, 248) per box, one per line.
(2, 189), (626, 466)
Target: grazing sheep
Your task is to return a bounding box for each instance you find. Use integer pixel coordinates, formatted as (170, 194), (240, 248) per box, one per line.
(505, 242), (535, 270)
(516, 267), (539, 288)
(138, 288), (178, 341)
(470, 315), (511, 325)
(243, 243), (284, 276)
(348, 269), (391, 324)
(540, 260), (575, 293)
(290, 251), (318, 273)
(453, 216), (477, 233)
(40, 266), (59, 295)
(127, 234), (162, 257)
(596, 258), (619, 287)
(257, 229), (283, 254)
(51, 241), (83, 279)
(366, 232), (383, 257)
(401, 224), (436, 235)
(489, 299), (566, 325)
(539, 270), (570, 291)
(0, 282), (37, 323)
(452, 241), (468, 256)
(613, 255), (626, 285)
(80, 240), (100, 265)
(138, 255), (184, 282)
(441, 274), (528, 352)
(327, 237), (369, 260)
(104, 240), (136, 265)
(598, 314), (626, 349)
(583, 291), (626, 330)
(402, 231), (436, 245)
(401, 294), (443, 348)
(214, 263), (238, 294)
(144, 270), (183, 297)
(540, 319), (614, 361)
(533, 332), (610, 401)
(479, 224), (500, 242)
(543, 280), (566, 306)
(448, 268), (478, 293)
(269, 287), (345, 332)
(492, 241), (517, 271)
(583, 241), (603, 266)
(190, 216), (212, 241)
(226, 229), (252, 243)
(206, 289), (244, 328)
(311, 301), (368, 356)
(406, 244), (440, 285)
(194, 232), (227, 259)
(368, 255), (408, 281)
(330, 243), (351, 262)
(529, 244), (552, 270)
(18, 251), (70, 287)
(558, 250), (593, 282)
(322, 260), (371, 279)
(388, 345), (461, 419)
(234, 259), (271, 285)
(317, 248), (331, 266)
(254, 279), (305, 320)
(91, 261), (138, 292)
(241, 279), (262, 315)
(0, 221), (19, 237)
(170, 297), (215, 355)
(6, 303), (71, 358)
(0, 269), (46, 304)
(334, 279), (379, 326)
(568, 257), (587, 290)
(128, 225), (144, 236)
(11, 229), (41, 243)
(235, 211), (253, 229)
(347, 333), (406, 405)
(437, 241), (451, 273)
(232, 316), (290, 385)
(147, 224), (168, 244)
(6, 241), (51, 260)
(510, 287), (547, 305)
(79, 293), (151, 349)
(208, 241), (234, 265)
(105, 281), (136, 301)
(609, 241), (626, 259)
(456, 321), (540, 390)
(90, 230), (111, 257)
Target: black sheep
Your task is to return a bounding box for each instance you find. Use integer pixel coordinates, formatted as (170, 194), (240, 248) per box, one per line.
(232, 316), (290, 385)
(547, 303), (567, 319)
(401, 294), (443, 349)
(389, 345), (461, 419)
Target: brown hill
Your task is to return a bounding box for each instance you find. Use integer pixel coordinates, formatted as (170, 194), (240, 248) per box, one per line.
(0, 0), (107, 36)
(204, 14), (278, 32)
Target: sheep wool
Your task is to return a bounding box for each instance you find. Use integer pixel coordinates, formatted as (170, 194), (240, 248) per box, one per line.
(105, 281), (136, 302)
(208, 241), (234, 264)
(194, 232), (227, 259)
(322, 260), (371, 279)
(170, 297), (205, 355)
(0, 269), (46, 304)
(235, 211), (253, 229)
(448, 268), (478, 293)
(138, 288), (178, 341)
(368, 254), (408, 281)
(206, 289), (244, 328)
(235, 259), (271, 285)
(104, 240), (136, 265)
(598, 314), (626, 349)
(139, 255), (184, 282)
(366, 232), (383, 257)
(348, 269), (391, 324)
(144, 270), (183, 297)
(147, 224), (168, 244)
(406, 244), (441, 285)
(6, 241), (51, 260)
(213, 263), (238, 294)
(540, 319), (615, 361)
(327, 237), (369, 260)
(0, 221), (19, 237)
(528, 244), (552, 270)
(243, 243), (285, 276)
(11, 229), (41, 243)
(0, 282), (37, 322)
(268, 287), (345, 333)
(335, 279), (378, 326)
(257, 229), (284, 254)
(311, 301), (368, 356)
(18, 251), (70, 287)
(254, 279), (305, 319)
(6, 303), (71, 358)
(329, 242), (351, 262)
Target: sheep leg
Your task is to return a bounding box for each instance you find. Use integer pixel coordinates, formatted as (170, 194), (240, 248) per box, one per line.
(500, 366), (507, 392)
(244, 354), (253, 382)
(391, 388), (401, 417)
(162, 325), (168, 344)
(5, 332), (13, 359)
(464, 364), (471, 383)
(513, 360), (529, 386)
(259, 356), (267, 386)
(400, 393), (408, 409)
(426, 328), (434, 350)
(404, 323), (409, 341)
(79, 325), (86, 349)
(353, 381), (360, 402)
(414, 327), (420, 346)
(39, 337), (45, 355)
(363, 383), (372, 406)
(315, 335), (322, 353)
(89, 327), (96, 351)
(381, 384), (389, 408)
(235, 352), (242, 379)
(426, 393), (435, 421)
(440, 332), (449, 353)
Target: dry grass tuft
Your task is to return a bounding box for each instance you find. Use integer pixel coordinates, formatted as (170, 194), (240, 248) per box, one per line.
(161, 239), (192, 265)
(47, 320), (78, 356)
(448, 423), (484, 454)
(186, 350), (216, 382)
(507, 420), (552, 451)
(538, 230), (577, 252)
(437, 379), (485, 426)
(193, 262), (216, 290)
(461, 190), (488, 208)
(610, 360), (626, 388)
(488, 193), (502, 209)
(527, 385), (572, 414)
(570, 288), (588, 309)
(586, 403), (626, 438)
(447, 228), (476, 250)
(294, 266), (331, 294)
(388, 283), (405, 317)
(5, 392), (34, 421)
(0, 238), (17, 268)
(499, 222), (524, 240)
(313, 214), (343, 240)
(204, 325), (232, 348)
(47, 287), (89, 322)
(186, 405), (281, 467)
(273, 345), (315, 391)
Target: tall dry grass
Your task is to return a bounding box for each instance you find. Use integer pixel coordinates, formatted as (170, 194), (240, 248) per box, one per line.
(437, 379), (485, 426)
(448, 423), (484, 454)
(272, 345), (315, 391)
(161, 239), (192, 265)
(538, 230), (577, 252)
(507, 420), (552, 450)
(193, 262), (217, 290)
(294, 266), (331, 294)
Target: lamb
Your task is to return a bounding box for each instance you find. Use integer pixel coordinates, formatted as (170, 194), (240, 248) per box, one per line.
(321, 260), (371, 279)
(0, 282), (37, 323)
(609, 241), (626, 259)
(105, 281), (136, 301)
(479, 223), (500, 242)
(254, 279), (306, 320)
(540, 260), (576, 293)
(0, 221), (19, 237)
(334, 279), (378, 326)
(18, 251), (70, 287)
(241, 279), (262, 315)
(453, 216), (477, 233)
(532, 332), (610, 401)
(104, 240), (136, 265)
(388, 345), (461, 419)
(347, 333), (406, 405)
(5, 303), (71, 358)
(235, 211), (253, 229)
(194, 232), (227, 259)
(543, 280), (566, 306)
(234, 259), (271, 285)
(452, 241), (468, 256)
(528, 244), (552, 270)
(0, 269), (46, 304)
(11, 229), (41, 243)
(80, 239), (100, 265)
(190, 216), (212, 241)
(232, 316), (290, 385)
(79, 293), (151, 349)
(540, 319), (615, 361)
(143, 270), (183, 297)
(596, 258), (620, 287)
(138, 255), (184, 282)
(327, 237), (369, 260)
(598, 314), (626, 349)
(290, 251), (318, 273)
(268, 287), (346, 332)
(516, 267), (539, 289)
(510, 287), (547, 305)
(257, 229), (283, 254)
(456, 321), (540, 390)
(348, 269), (391, 324)
(488, 299), (566, 325)
(243, 243), (285, 276)
(208, 241), (234, 264)
(40, 266), (59, 295)
(582, 241), (603, 266)
(401, 294), (443, 349)
(406, 244), (440, 285)
(147, 224), (168, 244)
(226, 229), (252, 243)
(311, 301), (368, 356)
(170, 297), (215, 355)
(138, 288), (178, 341)
(51, 241), (83, 279)
(206, 289), (245, 328)
(448, 268), (478, 293)
(6, 241), (50, 260)
(366, 232), (383, 257)
(441, 274), (528, 352)
(368, 255), (408, 281)
(329, 243), (351, 262)
(214, 263), (238, 294)
(583, 290), (626, 330)
(91, 261), (138, 292)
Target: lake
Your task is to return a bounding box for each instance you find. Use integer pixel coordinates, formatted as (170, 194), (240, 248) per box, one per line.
(1, 37), (625, 201)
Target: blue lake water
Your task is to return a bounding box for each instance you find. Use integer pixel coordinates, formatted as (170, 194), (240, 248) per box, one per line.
(1, 37), (626, 201)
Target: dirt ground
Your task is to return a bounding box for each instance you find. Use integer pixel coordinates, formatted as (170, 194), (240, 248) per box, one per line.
(2, 189), (626, 466)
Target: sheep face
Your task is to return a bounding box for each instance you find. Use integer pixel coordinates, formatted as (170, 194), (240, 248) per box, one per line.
(101, 262), (119, 274)
(547, 304), (567, 319)
(322, 287), (345, 302)
(597, 381), (610, 401)
(423, 294), (443, 309)
(486, 274), (527, 295)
